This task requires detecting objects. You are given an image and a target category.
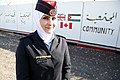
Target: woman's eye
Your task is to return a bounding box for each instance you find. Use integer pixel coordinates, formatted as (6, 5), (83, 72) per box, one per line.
(52, 17), (56, 20)
(42, 16), (56, 20)
(43, 17), (49, 20)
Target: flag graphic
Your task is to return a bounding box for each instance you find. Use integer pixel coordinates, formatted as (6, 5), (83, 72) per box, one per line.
(57, 14), (66, 21)
(60, 22), (72, 29)
(68, 14), (81, 22)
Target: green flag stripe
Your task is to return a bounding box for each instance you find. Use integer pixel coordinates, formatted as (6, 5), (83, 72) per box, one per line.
(68, 19), (80, 22)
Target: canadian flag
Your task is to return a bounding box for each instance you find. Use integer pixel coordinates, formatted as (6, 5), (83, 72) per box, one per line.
(60, 22), (72, 29)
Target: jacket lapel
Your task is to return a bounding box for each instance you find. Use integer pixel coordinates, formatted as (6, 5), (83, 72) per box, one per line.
(31, 31), (59, 55)
(31, 31), (49, 54)
(50, 35), (59, 52)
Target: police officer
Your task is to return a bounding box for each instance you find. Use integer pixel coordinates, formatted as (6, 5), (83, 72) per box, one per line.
(16, 0), (71, 80)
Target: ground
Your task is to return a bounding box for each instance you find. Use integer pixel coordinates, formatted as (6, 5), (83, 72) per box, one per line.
(0, 48), (16, 80)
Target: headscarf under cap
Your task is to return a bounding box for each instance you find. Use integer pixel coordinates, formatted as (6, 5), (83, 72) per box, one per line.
(33, 10), (55, 46)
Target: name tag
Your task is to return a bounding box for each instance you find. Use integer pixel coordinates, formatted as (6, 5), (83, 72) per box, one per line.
(35, 55), (51, 64)
(36, 55), (51, 59)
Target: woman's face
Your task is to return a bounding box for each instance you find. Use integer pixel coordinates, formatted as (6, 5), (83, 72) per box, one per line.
(40, 14), (57, 34)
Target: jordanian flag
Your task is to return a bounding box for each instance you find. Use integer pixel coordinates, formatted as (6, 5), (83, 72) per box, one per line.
(68, 14), (81, 22)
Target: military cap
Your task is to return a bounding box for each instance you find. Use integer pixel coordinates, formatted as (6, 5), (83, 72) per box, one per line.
(35, 0), (57, 16)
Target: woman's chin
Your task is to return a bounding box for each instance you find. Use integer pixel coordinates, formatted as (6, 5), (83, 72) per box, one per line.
(46, 30), (53, 34)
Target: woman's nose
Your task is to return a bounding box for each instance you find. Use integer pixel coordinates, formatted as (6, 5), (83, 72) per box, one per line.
(48, 18), (53, 25)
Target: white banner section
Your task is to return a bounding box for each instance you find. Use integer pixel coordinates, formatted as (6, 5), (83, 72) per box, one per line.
(55, 1), (83, 41)
(3, 5), (17, 30)
(17, 4), (33, 32)
(0, 5), (5, 28)
(81, 1), (120, 47)
(116, 25), (120, 48)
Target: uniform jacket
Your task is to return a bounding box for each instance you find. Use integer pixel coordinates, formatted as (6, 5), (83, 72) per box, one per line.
(16, 31), (71, 80)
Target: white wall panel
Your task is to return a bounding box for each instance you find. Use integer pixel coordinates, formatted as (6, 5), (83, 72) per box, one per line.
(17, 4), (33, 32)
(4, 5), (17, 30)
(55, 1), (83, 40)
(0, 5), (5, 28)
(116, 26), (120, 48)
(81, 1), (120, 47)
(0, 1), (120, 49)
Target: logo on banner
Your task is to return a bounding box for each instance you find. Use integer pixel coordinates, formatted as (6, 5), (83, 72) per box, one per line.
(86, 12), (117, 24)
(60, 22), (72, 29)
(57, 13), (81, 29)
(68, 14), (81, 22)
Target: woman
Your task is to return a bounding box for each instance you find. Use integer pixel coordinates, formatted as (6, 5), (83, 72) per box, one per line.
(16, 0), (71, 80)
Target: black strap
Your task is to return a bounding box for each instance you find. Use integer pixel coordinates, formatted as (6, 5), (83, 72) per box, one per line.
(25, 37), (37, 59)
(26, 44), (37, 59)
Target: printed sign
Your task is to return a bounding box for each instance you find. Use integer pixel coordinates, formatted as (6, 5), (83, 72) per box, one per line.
(17, 4), (33, 32)
(0, 5), (5, 28)
(81, 1), (120, 47)
(55, 1), (83, 40)
(116, 26), (120, 49)
(0, 1), (120, 50)
(4, 5), (17, 30)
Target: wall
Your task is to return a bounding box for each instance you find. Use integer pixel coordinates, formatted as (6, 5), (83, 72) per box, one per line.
(0, 1), (120, 51)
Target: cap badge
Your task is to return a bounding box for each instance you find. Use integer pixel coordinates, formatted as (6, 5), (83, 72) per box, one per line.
(49, 9), (56, 16)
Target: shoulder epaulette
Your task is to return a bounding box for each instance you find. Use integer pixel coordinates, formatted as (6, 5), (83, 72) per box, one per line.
(20, 33), (33, 41)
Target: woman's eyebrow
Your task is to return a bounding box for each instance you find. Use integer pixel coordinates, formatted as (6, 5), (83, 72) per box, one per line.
(43, 15), (50, 17)
(42, 15), (50, 18)
(43, 14), (56, 17)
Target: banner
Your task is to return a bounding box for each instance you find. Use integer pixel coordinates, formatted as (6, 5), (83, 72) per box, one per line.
(55, 1), (83, 40)
(81, 1), (120, 47)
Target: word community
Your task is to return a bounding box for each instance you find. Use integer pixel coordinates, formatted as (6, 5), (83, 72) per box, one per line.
(83, 26), (114, 35)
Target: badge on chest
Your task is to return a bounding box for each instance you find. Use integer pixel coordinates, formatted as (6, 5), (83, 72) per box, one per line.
(36, 55), (51, 64)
